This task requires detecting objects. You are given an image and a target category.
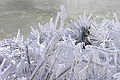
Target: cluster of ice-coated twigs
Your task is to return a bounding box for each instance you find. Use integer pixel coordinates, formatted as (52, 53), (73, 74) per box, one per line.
(1, 5), (120, 80)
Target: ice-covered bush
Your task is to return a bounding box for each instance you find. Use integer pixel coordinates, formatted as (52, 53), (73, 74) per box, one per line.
(0, 5), (120, 80)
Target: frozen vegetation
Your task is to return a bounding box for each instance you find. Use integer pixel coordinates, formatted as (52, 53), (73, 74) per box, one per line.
(1, 5), (120, 80)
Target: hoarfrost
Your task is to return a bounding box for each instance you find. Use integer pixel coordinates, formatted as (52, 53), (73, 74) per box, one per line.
(0, 6), (120, 80)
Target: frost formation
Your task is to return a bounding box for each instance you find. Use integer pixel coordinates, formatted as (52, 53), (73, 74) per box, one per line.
(0, 5), (120, 80)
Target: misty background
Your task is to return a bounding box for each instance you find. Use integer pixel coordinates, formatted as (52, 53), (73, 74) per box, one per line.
(0, 0), (120, 39)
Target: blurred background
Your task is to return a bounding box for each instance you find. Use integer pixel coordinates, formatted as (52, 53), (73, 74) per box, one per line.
(0, 0), (120, 39)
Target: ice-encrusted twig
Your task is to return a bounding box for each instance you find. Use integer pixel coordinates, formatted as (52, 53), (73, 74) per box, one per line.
(29, 57), (47, 80)
(25, 45), (32, 74)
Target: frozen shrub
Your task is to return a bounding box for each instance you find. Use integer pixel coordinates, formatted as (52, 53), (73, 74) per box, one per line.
(0, 5), (120, 80)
